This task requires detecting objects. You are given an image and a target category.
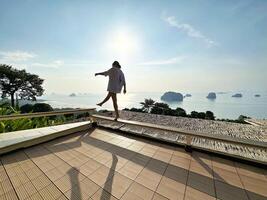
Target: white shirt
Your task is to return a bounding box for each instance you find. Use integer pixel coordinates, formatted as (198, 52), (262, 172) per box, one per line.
(103, 67), (125, 93)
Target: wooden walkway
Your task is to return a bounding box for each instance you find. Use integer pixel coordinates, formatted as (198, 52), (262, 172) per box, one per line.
(0, 127), (267, 200)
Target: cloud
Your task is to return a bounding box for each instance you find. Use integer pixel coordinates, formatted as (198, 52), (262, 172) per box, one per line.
(31, 60), (64, 68)
(162, 14), (217, 47)
(31, 60), (103, 68)
(0, 50), (37, 62)
(137, 56), (185, 66)
(0, 50), (100, 70)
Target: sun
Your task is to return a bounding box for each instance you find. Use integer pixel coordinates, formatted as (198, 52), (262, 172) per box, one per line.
(111, 31), (138, 53)
(106, 29), (139, 63)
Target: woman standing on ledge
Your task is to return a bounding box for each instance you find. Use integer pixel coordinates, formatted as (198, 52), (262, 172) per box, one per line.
(95, 61), (126, 120)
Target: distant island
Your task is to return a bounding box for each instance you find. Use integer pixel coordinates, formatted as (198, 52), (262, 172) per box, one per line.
(232, 93), (242, 98)
(69, 93), (76, 97)
(161, 91), (183, 102)
(207, 92), (216, 99)
(184, 94), (192, 97)
(255, 94), (261, 97)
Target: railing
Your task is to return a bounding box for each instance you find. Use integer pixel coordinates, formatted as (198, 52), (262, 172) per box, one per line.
(91, 114), (267, 165)
(0, 108), (96, 121)
(1, 111), (265, 164)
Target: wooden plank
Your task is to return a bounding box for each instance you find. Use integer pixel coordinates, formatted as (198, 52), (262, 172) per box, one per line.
(91, 114), (267, 149)
(0, 108), (95, 121)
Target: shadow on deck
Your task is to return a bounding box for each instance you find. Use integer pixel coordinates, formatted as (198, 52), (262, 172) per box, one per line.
(0, 127), (266, 200)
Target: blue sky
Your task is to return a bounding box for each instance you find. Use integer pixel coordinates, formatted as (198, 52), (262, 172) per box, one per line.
(0, 0), (266, 94)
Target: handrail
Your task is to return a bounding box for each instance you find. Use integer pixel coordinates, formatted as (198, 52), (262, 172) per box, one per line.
(0, 108), (96, 121)
(91, 114), (267, 149)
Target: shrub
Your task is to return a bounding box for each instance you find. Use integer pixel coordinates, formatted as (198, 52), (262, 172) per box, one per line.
(150, 107), (163, 114)
(190, 111), (199, 118)
(20, 104), (33, 113)
(235, 115), (249, 124)
(76, 112), (90, 119)
(205, 111), (215, 120)
(238, 115), (249, 121)
(129, 108), (144, 113)
(150, 103), (169, 115)
(197, 112), (206, 119)
(154, 102), (169, 109)
(64, 113), (74, 118)
(217, 116), (249, 124)
(175, 107), (187, 117)
(32, 103), (53, 113)
(163, 108), (177, 116)
(190, 111), (206, 119)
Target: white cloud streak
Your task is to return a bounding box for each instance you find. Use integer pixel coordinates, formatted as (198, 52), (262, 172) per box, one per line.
(137, 56), (185, 66)
(31, 60), (64, 68)
(0, 50), (104, 69)
(0, 50), (37, 62)
(31, 60), (104, 68)
(162, 15), (217, 47)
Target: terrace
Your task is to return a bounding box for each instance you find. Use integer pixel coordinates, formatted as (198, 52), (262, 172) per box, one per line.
(0, 109), (266, 200)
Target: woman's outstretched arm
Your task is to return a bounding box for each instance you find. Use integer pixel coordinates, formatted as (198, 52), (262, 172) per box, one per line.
(95, 71), (106, 76)
(95, 68), (111, 76)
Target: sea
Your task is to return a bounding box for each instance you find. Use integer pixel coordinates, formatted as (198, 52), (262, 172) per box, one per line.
(41, 91), (267, 120)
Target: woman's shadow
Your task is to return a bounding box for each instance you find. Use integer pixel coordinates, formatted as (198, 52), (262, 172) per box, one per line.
(67, 167), (82, 200)
(67, 154), (118, 200)
(100, 154), (118, 200)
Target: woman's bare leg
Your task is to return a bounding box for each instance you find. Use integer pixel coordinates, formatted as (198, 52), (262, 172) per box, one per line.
(111, 93), (119, 120)
(97, 92), (112, 106)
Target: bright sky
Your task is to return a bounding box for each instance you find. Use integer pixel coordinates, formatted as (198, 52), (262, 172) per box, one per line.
(0, 0), (266, 94)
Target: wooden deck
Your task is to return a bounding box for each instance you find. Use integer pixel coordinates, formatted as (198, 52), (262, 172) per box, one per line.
(0, 127), (267, 200)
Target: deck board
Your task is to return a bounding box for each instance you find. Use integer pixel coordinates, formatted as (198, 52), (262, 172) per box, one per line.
(0, 128), (266, 200)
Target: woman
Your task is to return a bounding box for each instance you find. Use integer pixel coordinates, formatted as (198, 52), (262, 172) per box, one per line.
(95, 61), (126, 120)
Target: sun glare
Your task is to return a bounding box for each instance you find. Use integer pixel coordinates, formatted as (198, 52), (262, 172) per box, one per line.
(106, 29), (139, 63)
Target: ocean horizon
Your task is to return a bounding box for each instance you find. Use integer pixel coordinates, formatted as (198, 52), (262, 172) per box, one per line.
(41, 91), (267, 120)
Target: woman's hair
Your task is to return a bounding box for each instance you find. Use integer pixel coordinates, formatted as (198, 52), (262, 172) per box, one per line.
(112, 61), (121, 68)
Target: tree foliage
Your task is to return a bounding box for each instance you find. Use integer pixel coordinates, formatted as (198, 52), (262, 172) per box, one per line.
(150, 102), (169, 114)
(176, 107), (187, 117)
(126, 98), (248, 124)
(205, 111), (215, 120)
(140, 98), (155, 112)
(32, 103), (53, 113)
(0, 64), (44, 107)
(128, 99), (218, 120)
(20, 104), (34, 113)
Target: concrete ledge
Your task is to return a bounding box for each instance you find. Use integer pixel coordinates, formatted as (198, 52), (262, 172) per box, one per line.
(0, 121), (92, 155)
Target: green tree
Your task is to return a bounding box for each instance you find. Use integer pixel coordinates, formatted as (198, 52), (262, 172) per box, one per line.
(150, 102), (169, 115)
(205, 111), (215, 120)
(163, 108), (177, 116)
(190, 111), (199, 118)
(0, 65), (44, 107)
(197, 112), (206, 119)
(176, 107), (187, 117)
(20, 104), (34, 113)
(32, 103), (53, 113)
(140, 98), (155, 112)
